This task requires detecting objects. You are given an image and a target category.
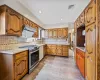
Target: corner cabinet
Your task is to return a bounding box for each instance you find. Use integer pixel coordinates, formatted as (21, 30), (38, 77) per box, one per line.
(6, 8), (22, 36)
(85, 1), (96, 26)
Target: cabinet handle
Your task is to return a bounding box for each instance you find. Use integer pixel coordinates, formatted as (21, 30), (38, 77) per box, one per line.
(89, 57), (92, 62)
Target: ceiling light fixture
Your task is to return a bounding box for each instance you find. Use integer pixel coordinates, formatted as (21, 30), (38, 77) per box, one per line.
(61, 18), (63, 21)
(39, 10), (42, 13)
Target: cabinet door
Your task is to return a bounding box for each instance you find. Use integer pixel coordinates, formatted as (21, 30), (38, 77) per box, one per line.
(57, 49), (62, 56)
(62, 28), (68, 38)
(14, 56), (28, 80)
(80, 11), (85, 25)
(7, 9), (22, 36)
(80, 55), (85, 77)
(48, 29), (53, 38)
(85, 1), (96, 26)
(86, 24), (96, 80)
(23, 17), (30, 26)
(33, 25), (38, 38)
(53, 29), (57, 38)
(63, 46), (69, 56)
(57, 29), (62, 38)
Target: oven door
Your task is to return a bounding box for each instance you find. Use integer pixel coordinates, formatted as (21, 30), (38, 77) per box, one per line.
(29, 49), (39, 69)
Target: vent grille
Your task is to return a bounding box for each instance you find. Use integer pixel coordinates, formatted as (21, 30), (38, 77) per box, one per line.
(68, 5), (75, 9)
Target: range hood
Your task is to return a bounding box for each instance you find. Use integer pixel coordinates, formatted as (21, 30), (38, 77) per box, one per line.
(22, 25), (36, 38)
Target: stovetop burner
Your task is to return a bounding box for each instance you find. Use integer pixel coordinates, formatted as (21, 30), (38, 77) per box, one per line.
(19, 45), (39, 51)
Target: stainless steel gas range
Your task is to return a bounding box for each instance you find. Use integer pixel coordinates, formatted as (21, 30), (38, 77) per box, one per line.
(19, 45), (39, 73)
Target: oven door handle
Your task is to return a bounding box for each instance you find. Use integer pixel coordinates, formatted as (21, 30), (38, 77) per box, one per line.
(29, 49), (39, 55)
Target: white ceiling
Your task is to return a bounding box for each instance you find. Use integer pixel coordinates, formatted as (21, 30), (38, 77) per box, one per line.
(19, 0), (90, 28)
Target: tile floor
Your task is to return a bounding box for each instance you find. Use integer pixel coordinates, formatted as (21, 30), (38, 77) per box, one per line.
(22, 55), (84, 80)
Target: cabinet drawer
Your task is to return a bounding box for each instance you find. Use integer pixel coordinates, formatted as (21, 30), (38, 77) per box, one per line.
(15, 51), (28, 60)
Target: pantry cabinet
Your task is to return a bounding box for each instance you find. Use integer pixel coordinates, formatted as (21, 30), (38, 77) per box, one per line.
(85, 24), (96, 80)
(85, 1), (96, 26)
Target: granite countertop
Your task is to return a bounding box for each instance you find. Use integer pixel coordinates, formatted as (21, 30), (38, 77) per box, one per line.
(45, 43), (70, 45)
(0, 43), (46, 54)
(0, 48), (28, 54)
(76, 47), (86, 52)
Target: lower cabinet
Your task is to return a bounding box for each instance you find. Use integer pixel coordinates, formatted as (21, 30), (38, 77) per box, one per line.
(14, 56), (28, 80)
(76, 48), (85, 77)
(46, 44), (69, 57)
(0, 50), (28, 80)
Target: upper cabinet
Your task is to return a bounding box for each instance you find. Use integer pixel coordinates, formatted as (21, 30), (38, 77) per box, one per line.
(85, 1), (96, 26)
(44, 28), (68, 39)
(79, 11), (85, 26)
(23, 17), (39, 38)
(0, 5), (40, 37)
(23, 17), (30, 26)
(53, 29), (58, 38)
(57, 28), (63, 38)
(33, 24), (39, 38)
(0, 5), (22, 36)
(6, 8), (22, 36)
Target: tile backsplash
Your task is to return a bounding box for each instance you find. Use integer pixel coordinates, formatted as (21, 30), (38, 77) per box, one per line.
(0, 36), (43, 50)
(44, 38), (69, 45)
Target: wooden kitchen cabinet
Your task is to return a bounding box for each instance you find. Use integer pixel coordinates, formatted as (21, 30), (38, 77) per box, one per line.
(14, 51), (28, 80)
(23, 17), (30, 26)
(33, 24), (39, 38)
(0, 50), (28, 80)
(76, 48), (85, 77)
(46, 44), (69, 57)
(57, 29), (63, 38)
(62, 28), (68, 38)
(79, 11), (85, 26)
(44, 29), (49, 38)
(0, 5), (22, 36)
(62, 45), (69, 56)
(6, 8), (22, 36)
(14, 56), (28, 80)
(44, 28), (68, 39)
(53, 29), (58, 38)
(85, 1), (96, 26)
(85, 24), (96, 80)
(48, 29), (53, 38)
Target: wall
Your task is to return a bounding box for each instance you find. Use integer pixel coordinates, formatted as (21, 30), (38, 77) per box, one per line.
(0, 0), (44, 27)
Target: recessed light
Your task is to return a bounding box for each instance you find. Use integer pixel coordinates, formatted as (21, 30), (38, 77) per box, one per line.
(39, 10), (42, 13)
